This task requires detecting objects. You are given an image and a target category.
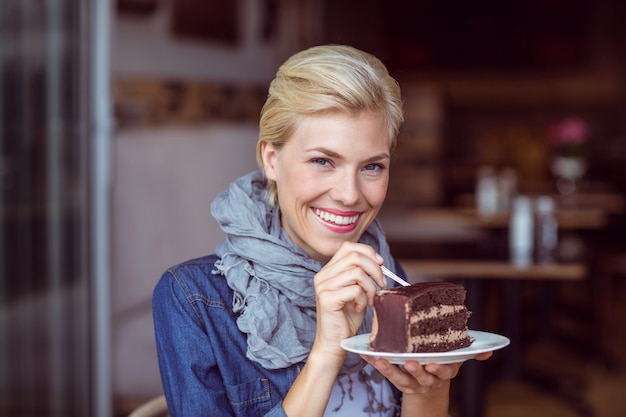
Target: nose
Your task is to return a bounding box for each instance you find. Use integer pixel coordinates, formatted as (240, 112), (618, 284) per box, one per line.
(330, 171), (360, 206)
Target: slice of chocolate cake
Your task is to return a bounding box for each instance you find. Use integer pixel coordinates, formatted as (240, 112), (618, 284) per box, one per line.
(370, 282), (472, 353)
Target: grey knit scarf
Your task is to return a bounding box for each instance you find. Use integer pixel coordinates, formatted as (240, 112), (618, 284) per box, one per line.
(210, 171), (397, 374)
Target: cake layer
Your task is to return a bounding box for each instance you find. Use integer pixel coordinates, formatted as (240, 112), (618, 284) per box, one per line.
(409, 314), (469, 331)
(408, 304), (466, 321)
(409, 311), (471, 336)
(409, 336), (472, 353)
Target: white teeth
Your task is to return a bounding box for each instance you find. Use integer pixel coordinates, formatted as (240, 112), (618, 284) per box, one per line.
(314, 209), (358, 226)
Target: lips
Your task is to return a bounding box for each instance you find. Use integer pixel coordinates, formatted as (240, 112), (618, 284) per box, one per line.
(313, 208), (359, 226)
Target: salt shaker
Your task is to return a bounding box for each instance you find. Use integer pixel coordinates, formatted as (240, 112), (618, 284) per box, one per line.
(498, 167), (517, 211)
(476, 166), (499, 216)
(510, 195), (534, 267)
(535, 196), (558, 264)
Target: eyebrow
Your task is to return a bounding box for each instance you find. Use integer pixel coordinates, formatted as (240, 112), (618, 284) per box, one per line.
(308, 147), (390, 162)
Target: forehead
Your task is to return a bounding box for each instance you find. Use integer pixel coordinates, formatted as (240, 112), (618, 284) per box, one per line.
(288, 111), (390, 145)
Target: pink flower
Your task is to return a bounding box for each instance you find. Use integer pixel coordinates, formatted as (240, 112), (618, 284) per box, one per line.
(547, 116), (590, 146)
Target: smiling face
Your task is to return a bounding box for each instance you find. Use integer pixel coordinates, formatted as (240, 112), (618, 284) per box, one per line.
(261, 111), (391, 263)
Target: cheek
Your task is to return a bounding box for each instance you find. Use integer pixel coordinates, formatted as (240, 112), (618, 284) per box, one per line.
(278, 175), (315, 208)
(365, 180), (389, 207)
(284, 172), (322, 199)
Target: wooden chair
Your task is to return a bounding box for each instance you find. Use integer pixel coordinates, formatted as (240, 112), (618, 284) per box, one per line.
(128, 395), (169, 417)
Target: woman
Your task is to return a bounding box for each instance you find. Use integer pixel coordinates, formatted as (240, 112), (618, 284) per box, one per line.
(153, 44), (490, 417)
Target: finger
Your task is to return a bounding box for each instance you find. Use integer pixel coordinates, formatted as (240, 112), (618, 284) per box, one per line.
(423, 362), (462, 380)
(403, 361), (438, 386)
(317, 265), (377, 298)
(316, 264), (380, 308)
(350, 287), (369, 313)
(317, 280), (369, 312)
(361, 357), (443, 394)
(370, 357), (428, 389)
(343, 249), (386, 290)
(326, 242), (387, 289)
(369, 357), (402, 380)
(474, 352), (493, 361)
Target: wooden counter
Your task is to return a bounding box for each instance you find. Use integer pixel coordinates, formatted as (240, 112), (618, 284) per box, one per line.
(380, 207), (608, 234)
(399, 259), (587, 281)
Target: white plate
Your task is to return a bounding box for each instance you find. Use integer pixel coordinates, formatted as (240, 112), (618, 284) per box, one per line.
(340, 330), (510, 365)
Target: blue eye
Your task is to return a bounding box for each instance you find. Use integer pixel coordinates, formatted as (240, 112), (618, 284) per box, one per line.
(364, 163), (384, 171)
(312, 158), (331, 167)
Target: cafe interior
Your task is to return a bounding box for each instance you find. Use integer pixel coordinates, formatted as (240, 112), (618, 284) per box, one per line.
(2, 1), (626, 416)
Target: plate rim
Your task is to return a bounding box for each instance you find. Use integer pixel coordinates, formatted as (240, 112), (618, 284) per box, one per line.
(340, 330), (510, 363)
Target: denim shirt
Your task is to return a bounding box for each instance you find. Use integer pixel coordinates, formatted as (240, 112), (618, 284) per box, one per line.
(153, 254), (405, 417)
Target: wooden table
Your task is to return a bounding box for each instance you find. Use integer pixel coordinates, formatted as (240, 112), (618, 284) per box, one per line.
(395, 259), (588, 417)
(380, 207), (608, 234)
(399, 259), (586, 281)
(456, 191), (625, 214)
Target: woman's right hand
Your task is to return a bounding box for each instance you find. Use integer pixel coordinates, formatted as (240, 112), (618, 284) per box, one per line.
(310, 241), (387, 364)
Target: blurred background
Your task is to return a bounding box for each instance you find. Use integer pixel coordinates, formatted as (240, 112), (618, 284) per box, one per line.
(1, 0), (625, 416)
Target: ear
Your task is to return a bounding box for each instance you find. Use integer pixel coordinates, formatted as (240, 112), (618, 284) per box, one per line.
(260, 141), (278, 181)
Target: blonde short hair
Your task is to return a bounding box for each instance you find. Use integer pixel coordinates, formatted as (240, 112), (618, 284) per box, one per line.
(256, 44), (404, 206)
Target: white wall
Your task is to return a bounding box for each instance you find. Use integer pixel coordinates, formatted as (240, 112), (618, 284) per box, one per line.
(111, 124), (259, 400)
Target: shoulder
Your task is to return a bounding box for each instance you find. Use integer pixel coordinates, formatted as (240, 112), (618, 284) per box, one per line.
(165, 253), (221, 280)
(153, 254), (232, 310)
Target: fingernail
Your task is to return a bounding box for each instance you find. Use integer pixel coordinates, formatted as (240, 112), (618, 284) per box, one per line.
(404, 363), (417, 373)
